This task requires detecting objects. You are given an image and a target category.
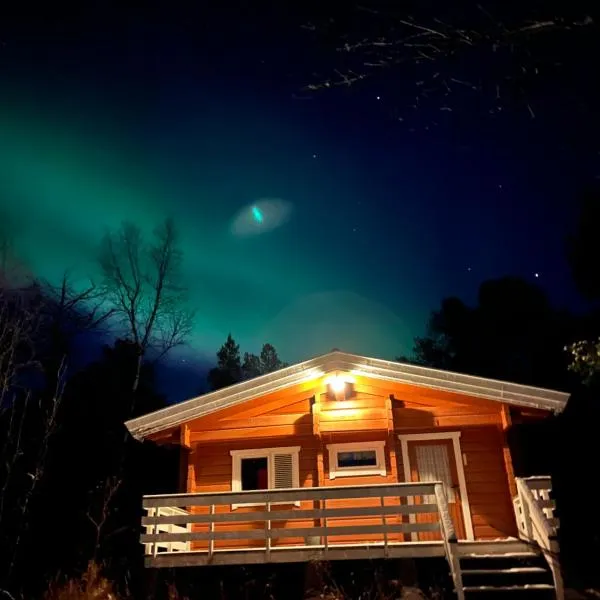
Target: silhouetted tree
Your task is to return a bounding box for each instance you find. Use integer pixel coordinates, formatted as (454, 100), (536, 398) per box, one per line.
(241, 351), (262, 379)
(207, 334), (242, 390)
(21, 339), (176, 598)
(403, 277), (574, 389)
(98, 218), (193, 394)
(567, 183), (600, 306)
(565, 184), (600, 383)
(259, 343), (287, 373)
(242, 343), (288, 380)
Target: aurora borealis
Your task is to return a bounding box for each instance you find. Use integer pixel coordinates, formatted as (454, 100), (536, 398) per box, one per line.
(0, 1), (597, 400)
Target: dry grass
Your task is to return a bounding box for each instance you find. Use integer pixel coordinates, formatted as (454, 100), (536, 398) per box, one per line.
(44, 563), (118, 600)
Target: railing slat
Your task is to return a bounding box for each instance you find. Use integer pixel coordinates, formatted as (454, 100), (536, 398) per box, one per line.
(142, 502), (439, 526)
(141, 521), (440, 544)
(141, 482), (447, 563)
(143, 482), (437, 508)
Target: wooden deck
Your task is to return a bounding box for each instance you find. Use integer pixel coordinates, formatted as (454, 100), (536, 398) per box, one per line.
(140, 478), (563, 600)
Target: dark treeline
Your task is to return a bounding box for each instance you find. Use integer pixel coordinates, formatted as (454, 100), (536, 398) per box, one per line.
(0, 184), (600, 598)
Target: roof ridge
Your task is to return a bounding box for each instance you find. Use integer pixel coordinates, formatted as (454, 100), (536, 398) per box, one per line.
(125, 351), (570, 440)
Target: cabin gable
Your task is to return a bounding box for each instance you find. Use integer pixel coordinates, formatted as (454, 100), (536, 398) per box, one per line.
(135, 354), (566, 590)
(165, 372), (555, 542)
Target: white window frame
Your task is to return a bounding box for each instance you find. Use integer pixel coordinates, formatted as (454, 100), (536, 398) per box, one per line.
(327, 441), (387, 479)
(230, 446), (301, 510)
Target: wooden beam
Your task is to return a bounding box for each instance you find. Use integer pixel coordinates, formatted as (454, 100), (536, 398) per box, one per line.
(386, 395), (394, 433)
(190, 423), (314, 442)
(143, 482), (439, 508)
(500, 405), (517, 498)
(145, 541), (446, 568)
(187, 447), (196, 493)
(180, 423), (191, 449)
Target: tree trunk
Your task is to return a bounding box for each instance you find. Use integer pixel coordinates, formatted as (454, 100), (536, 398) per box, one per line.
(132, 350), (143, 394)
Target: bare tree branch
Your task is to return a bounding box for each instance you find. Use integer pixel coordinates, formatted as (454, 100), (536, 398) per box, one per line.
(98, 218), (194, 393)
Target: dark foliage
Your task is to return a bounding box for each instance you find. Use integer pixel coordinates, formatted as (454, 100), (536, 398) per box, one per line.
(407, 275), (600, 587)
(403, 276), (577, 390)
(567, 183), (600, 305)
(209, 336), (288, 390)
(207, 333), (243, 390)
(0, 283), (178, 599)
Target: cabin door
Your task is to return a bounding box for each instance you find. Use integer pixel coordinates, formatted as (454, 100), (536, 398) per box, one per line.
(407, 439), (466, 541)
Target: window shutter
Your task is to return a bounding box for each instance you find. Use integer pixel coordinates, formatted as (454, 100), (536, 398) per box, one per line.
(273, 453), (294, 489)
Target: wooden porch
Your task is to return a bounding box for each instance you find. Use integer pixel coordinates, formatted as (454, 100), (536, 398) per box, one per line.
(141, 478), (562, 599)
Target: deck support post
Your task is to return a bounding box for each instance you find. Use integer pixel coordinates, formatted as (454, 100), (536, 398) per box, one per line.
(381, 495), (388, 557)
(323, 498), (328, 557)
(265, 501), (272, 561)
(208, 504), (215, 559)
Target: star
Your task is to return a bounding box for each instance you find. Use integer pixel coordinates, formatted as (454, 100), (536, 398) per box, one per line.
(376, 96), (381, 101)
(534, 272), (539, 278)
(312, 154), (318, 159)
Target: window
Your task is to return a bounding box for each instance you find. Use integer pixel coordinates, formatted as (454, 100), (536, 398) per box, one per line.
(327, 441), (386, 479)
(230, 446), (301, 509)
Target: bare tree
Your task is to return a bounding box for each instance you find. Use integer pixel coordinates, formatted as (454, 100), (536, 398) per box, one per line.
(3, 360), (66, 581)
(300, 4), (595, 121)
(98, 218), (194, 393)
(86, 476), (122, 562)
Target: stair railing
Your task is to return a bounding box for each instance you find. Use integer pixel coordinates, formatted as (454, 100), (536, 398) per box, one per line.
(515, 477), (563, 600)
(434, 483), (465, 600)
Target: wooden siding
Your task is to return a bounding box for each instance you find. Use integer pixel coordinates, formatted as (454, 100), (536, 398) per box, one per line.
(461, 427), (518, 539)
(174, 372), (546, 547)
(319, 432), (405, 544)
(189, 437), (319, 549)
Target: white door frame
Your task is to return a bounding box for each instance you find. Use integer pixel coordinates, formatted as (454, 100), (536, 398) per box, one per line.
(398, 431), (475, 541)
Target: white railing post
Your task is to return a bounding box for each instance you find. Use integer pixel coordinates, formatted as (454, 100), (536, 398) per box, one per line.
(515, 477), (563, 600)
(144, 507), (155, 556)
(323, 498), (328, 556)
(434, 483), (464, 600)
(265, 501), (272, 561)
(380, 494), (388, 557)
(517, 481), (534, 541)
(153, 507), (159, 558)
(209, 504), (215, 559)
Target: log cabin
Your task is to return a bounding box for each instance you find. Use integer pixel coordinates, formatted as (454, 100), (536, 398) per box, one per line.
(125, 350), (569, 599)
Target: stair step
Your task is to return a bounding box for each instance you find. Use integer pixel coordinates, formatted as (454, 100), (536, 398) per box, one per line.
(461, 552), (539, 559)
(463, 584), (554, 592)
(462, 567), (548, 575)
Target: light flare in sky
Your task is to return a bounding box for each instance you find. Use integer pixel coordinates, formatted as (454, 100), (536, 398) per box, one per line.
(231, 198), (292, 237)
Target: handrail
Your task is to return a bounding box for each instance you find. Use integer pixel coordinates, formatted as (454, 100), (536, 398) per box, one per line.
(141, 482), (458, 561)
(434, 484), (464, 600)
(143, 481), (438, 508)
(515, 477), (563, 600)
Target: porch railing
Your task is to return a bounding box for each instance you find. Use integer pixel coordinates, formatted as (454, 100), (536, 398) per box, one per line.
(513, 476), (563, 600)
(143, 506), (191, 554)
(140, 482), (459, 562)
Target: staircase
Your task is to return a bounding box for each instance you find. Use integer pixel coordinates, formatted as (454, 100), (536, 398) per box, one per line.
(456, 541), (556, 598)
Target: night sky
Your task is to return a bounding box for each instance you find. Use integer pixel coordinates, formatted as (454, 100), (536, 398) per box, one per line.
(1, 2), (598, 400)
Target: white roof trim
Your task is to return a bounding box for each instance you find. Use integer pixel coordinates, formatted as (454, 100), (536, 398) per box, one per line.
(125, 351), (570, 440)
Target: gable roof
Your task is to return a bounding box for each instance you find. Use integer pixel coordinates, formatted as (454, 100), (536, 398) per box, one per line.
(125, 350), (570, 440)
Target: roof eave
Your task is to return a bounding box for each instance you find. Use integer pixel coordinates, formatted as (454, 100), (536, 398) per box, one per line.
(125, 351), (570, 440)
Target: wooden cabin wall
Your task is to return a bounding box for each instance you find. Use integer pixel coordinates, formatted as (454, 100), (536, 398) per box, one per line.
(178, 374), (541, 547)
(189, 436), (319, 549)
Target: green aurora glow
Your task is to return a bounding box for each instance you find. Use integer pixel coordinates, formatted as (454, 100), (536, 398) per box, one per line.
(0, 100), (418, 365)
